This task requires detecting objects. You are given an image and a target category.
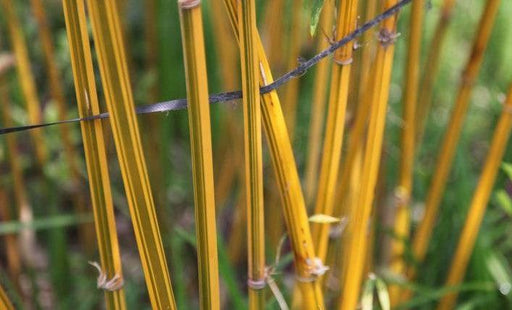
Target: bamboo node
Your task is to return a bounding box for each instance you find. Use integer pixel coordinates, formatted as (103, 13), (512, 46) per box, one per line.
(377, 28), (400, 47)
(88, 261), (124, 291)
(178, 0), (200, 9)
(296, 257), (329, 282)
(393, 186), (410, 206)
(247, 278), (266, 290)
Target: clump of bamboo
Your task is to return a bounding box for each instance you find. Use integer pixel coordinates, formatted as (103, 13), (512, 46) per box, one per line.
(304, 0), (335, 205)
(178, 0), (220, 308)
(337, 0), (401, 308)
(437, 84), (512, 310)
(407, 0), (501, 290)
(311, 0), (359, 264)
(84, 0), (176, 308)
(388, 0), (425, 304)
(61, 0), (127, 308)
(415, 0), (457, 141)
(222, 0), (325, 307)
(236, 0), (266, 308)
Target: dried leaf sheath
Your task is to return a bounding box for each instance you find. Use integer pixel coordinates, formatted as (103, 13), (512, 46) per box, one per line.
(85, 1), (176, 308)
(337, 0), (400, 308)
(178, 1), (220, 309)
(222, 0), (325, 308)
(408, 0), (501, 285)
(61, 1), (126, 309)
(237, 0), (265, 308)
(437, 85), (512, 310)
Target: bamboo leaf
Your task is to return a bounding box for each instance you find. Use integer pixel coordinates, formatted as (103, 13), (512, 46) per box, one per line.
(501, 162), (512, 180)
(375, 277), (391, 310)
(309, 214), (341, 224)
(310, 0), (326, 36)
(361, 276), (375, 310)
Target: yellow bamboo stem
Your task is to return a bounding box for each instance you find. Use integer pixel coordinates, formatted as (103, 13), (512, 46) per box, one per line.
(437, 84), (512, 310)
(85, 1), (176, 308)
(61, 1), (127, 308)
(237, 0), (266, 307)
(337, 0), (400, 307)
(222, 0), (325, 308)
(282, 0), (304, 138)
(0, 190), (21, 293)
(304, 0), (335, 205)
(178, 1), (221, 308)
(407, 0), (501, 289)
(30, 0), (95, 253)
(415, 0), (457, 142)
(311, 0), (359, 264)
(0, 284), (14, 310)
(0, 0), (48, 165)
(262, 0), (286, 72)
(388, 0), (424, 304)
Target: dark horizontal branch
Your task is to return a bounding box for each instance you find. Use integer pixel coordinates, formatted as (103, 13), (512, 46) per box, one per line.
(0, 0), (411, 136)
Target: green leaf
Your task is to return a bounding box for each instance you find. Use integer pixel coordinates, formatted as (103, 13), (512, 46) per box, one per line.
(501, 162), (512, 180)
(375, 277), (391, 310)
(361, 275), (376, 310)
(495, 190), (512, 217)
(310, 0), (326, 36)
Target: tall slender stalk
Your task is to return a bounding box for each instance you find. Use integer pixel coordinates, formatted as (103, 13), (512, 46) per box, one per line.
(0, 0), (48, 165)
(85, 1), (176, 308)
(311, 0), (359, 263)
(178, 1), (220, 308)
(0, 284), (14, 310)
(437, 84), (512, 310)
(222, 0), (325, 307)
(406, 0), (501, 288)
(237, 0), (266, 307)
(262, 0), (286, 72)
(337, 0), (400, 308)
(30, 0), (95, 253)
(304, 0), (335, 205)
(282, 0), (304, 138)
(61, 1), (127, 308)
(415, 0), (457, 142)
(388, 0), (424, 304)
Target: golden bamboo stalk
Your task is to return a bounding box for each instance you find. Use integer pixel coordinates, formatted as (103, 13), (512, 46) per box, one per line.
(406, 0), (501, 289)
(415, 0), (457, 142)
(337, 0), (400, 308)
(0, 0), (48, 165)
(0, 284), (14, 310)
(388, 0), (424, 304)
(262, 0), (286, 72)
(437, 84), (512, 310)
(311, 0), (359, 263)
(0, 190), (21, 293)
(304, 0), (335, 205)
(178, 1), (221, 308)
(281, 0), (304, 138)
(237, 0), (266, 307)
(30, 0), (95, 253)
(222, 0), (325, 307)
(85, 1), (176, 308)
(61, 1), (127, 308)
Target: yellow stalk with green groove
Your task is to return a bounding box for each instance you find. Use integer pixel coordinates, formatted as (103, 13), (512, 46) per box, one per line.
(238, 0), (265, 308)
(388, 0), (424, 304)
(437, 84), (512, 310)
(304, 0), (334, 205)
(85, 0), (176, 308)
(178, 0), (221, 308)
(61, 0), (127, 308)
(222, 0), (325, 307)
(30, 0), (95, 252)
(337, 0), (400, 308)
(311, 0), (359, 263)
(406, 0), (501, 290)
